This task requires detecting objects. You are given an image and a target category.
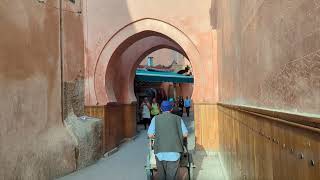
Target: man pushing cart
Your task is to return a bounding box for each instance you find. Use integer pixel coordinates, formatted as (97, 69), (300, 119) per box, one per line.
(146, 101), (194, 180)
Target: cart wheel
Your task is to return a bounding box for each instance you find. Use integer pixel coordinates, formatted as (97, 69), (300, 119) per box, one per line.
(188, 164), (194, 180)
(146, 169), (153, 180)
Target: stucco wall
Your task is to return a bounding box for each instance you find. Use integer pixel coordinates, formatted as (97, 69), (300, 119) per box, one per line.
(62, 1), (84, 82)
(0, 1), (79, 179)
(216, 0), (320, 114)
(115, 36), (184, 103)
(140, 49), (190, 70)
(62, 0), (85, 116)
(177, 83), (194, 98)
(84, 0), (212, 61)
(84, 0), (217, 105)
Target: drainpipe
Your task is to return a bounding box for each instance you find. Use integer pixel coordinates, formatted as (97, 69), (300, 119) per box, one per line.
(59, 0), (64, 122)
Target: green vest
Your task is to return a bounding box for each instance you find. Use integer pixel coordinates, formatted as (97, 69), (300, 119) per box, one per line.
(154, 112), (184, 154)
(150, 103), (160, 115)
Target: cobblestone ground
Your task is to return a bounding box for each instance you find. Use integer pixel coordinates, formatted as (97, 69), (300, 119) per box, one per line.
(58, 112), (226, 180)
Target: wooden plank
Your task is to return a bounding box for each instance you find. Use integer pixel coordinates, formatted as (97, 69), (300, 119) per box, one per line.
(123, 103), (137, 138)
(194, 104), (219, 150)
(105, 104), (117, 151)
(217, 105), (320, 180)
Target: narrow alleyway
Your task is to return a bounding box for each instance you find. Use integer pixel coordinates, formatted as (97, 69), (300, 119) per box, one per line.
(58, 129), (149, 180)
(58, 112), (226, 180)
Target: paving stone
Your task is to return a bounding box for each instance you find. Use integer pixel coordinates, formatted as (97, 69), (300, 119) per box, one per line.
(59, 112), (226, 180)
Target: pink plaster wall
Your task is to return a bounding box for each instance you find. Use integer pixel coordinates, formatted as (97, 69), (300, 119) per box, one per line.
(178, 83), (194, 98)
(115, 36), (184, 104)
(140, 49), (190, 68)
(83, 0), (216, 105)
(161, 83), (194, 99)
(216, 0), (320, 114)
(140, 49), (176, 66)
(62, 2), (84, 82)
(0, 0), (78, 179)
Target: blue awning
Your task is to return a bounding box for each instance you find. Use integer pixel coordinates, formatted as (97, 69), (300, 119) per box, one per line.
(135, 69), (194, 83)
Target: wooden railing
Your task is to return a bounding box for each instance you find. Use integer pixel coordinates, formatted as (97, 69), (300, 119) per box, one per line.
(218, 103), (320, 133)
(217, 103), (320, 179)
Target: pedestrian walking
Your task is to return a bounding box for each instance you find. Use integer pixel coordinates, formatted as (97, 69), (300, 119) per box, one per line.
(178, 96), (184, 109)
(150, 98), (160, 120)
(148, 101), (188, 180)
(141, 97), (151, 129)
(178, 96), (184, 116)
(169, 98), (183, 117)
(184, 96), (191, 117)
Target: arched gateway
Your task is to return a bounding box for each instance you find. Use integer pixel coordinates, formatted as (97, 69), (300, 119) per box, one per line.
(91, 18), (201, 105)
(85, 18), (217, 153)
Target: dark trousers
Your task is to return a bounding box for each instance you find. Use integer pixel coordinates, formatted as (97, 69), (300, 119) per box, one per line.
(185, 107), (190, 117)
(142, 118), (150, 129)
(156, 157), (180, 180)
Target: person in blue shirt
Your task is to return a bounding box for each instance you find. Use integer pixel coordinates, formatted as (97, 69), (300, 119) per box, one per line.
(184, 96), (191, 117)
(148, 101), (188, 180)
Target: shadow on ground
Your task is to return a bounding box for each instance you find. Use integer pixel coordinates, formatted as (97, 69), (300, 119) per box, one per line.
(58, 111), (226, 180)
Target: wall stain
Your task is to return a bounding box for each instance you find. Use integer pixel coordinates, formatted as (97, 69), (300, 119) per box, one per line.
(262, 52), (320, 113)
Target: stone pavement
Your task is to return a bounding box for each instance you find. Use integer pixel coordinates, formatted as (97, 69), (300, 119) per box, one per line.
(182, 112), (196, 151)
(193, 152), (226, 180)
(183, 112), (226, 180)
(57, 130), (149, 180)
(58, 112), (226, 180)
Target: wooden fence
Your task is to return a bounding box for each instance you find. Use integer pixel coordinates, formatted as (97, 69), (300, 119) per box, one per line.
(85, 103), (137, 153)
(218, 104), (320, 179)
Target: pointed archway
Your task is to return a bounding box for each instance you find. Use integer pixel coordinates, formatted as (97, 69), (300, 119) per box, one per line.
(85, 18), (217, 152)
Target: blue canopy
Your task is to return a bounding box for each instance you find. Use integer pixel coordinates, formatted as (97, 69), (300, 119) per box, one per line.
(135, 69), (194, 83)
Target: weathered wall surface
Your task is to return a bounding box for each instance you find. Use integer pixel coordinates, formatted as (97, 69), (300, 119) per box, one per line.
(215, 0), (320, 179)
(62, 0), (84, 82)
(83, 0), (219, 151)
(62, 0), (85, 117)
(84, 0), (216, 105)
(140, 49), (190, 70)
(177, 83), (194, 99)
(116, 36), (184, 104)
(216, 0), (320, 114)
(64, 82), (102, 170)
(0, 0), (77, 179)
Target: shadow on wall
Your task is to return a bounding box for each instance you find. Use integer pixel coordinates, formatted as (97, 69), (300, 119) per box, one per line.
(210, 0), (217, 29)
(0, 0), (77, 179)
(0, 0), (132, 179)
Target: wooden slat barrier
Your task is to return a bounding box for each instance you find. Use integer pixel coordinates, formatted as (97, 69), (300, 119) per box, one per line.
(85, 103), (137, 153)
(104, 103), (124, 151)
(217, 103), (320, 179)
(194, 103), (219, 151)
(123, 103), (137, 138)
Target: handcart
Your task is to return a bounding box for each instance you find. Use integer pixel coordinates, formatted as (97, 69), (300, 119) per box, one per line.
(145, 138), (195, 180)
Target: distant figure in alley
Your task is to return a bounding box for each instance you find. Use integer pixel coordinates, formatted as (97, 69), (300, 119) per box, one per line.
(141, 97), (151, 129)
(184, 96), (191, 117)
